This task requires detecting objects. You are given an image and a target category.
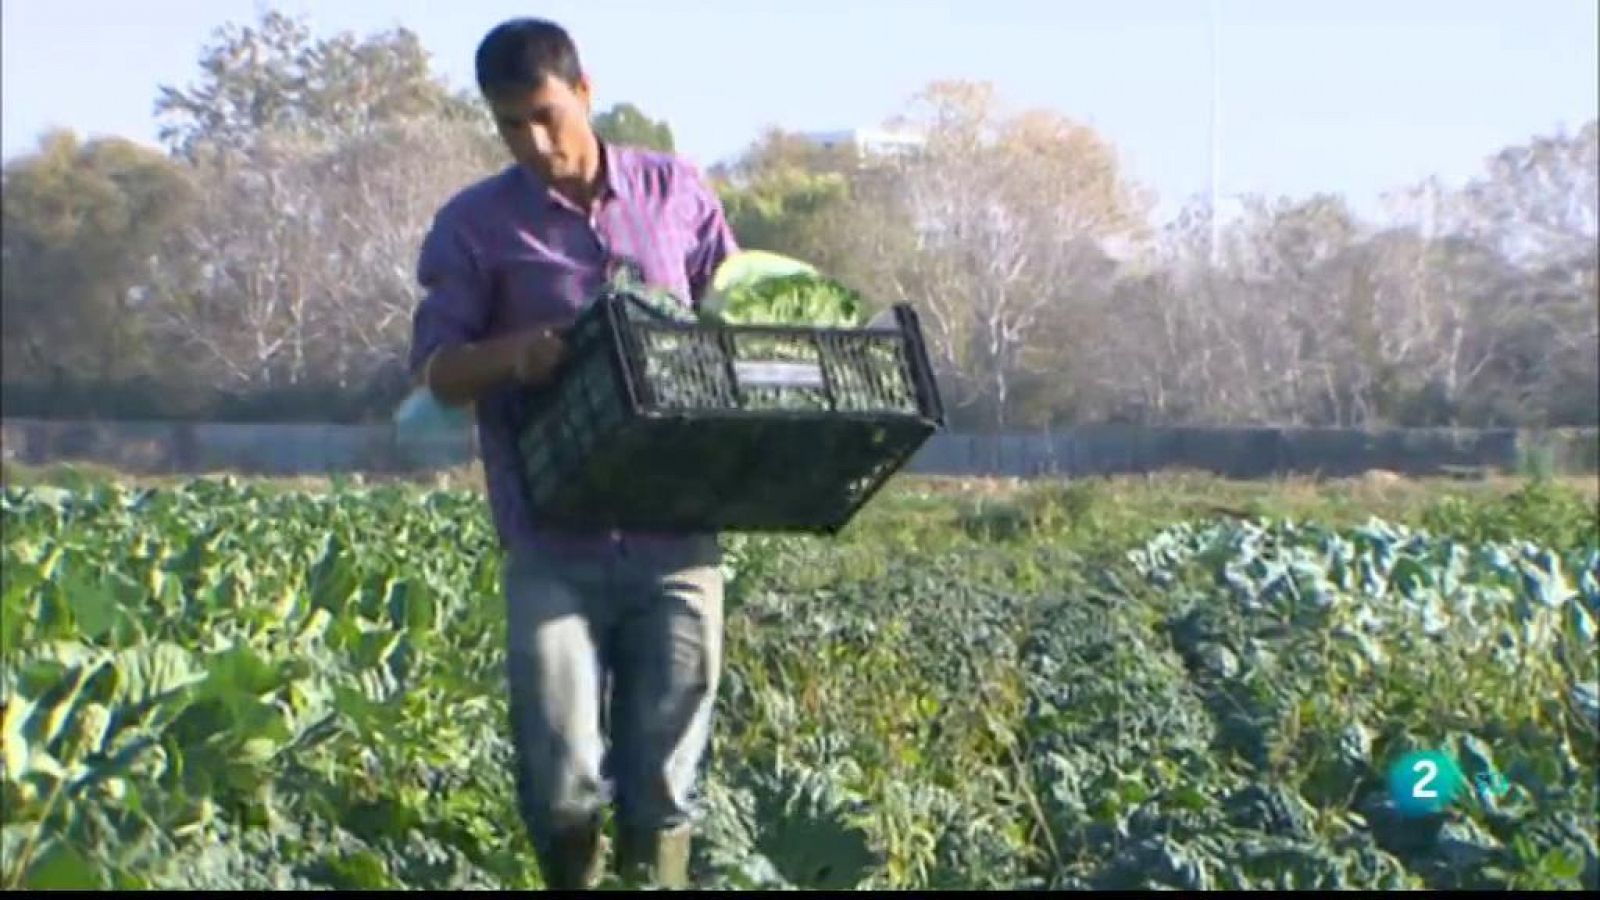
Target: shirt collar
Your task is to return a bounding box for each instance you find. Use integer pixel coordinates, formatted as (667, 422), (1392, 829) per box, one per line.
(518, 139), (628, 211)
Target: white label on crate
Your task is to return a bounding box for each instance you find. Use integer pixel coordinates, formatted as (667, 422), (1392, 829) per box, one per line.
(733, 360), (826, 390)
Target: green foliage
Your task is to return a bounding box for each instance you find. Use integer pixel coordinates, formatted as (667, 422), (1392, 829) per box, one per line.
(592, 103), (675, 153)
(1, 131), (196, 387)
(1, 481), (528, 890)
(153, 9), (482, 159)
(716, 165), (852, 260)
(2, 476), (1596, 890)
(1419, 477), (1600, 552)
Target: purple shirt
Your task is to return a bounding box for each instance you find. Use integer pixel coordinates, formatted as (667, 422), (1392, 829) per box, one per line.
(408, 142), (739, 557)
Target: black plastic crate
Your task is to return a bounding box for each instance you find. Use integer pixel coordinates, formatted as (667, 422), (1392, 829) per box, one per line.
(515, 289), (945, 534)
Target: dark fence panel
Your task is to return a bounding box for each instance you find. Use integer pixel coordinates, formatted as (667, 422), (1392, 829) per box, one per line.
(4, 418), (1594, 480)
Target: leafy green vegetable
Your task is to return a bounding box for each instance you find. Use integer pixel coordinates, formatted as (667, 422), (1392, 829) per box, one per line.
(2, 476), (1595, 890)
(700, 250), (867, 327)
(705, 272), (866, 328)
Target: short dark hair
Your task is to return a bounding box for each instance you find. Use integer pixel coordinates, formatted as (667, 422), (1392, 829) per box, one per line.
(474, 18), (584, 98)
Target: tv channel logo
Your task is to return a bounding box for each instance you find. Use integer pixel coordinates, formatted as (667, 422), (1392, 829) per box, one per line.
(1387, 749), (1465, 817)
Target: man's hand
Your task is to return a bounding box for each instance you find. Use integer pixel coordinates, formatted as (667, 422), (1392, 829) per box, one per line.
(424, 328), (568, 407)
(508, 329), (567, 386)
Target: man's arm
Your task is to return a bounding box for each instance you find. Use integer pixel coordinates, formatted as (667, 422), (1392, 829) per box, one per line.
(681, 164), (740, 308)
(423, 333), (563, 407)
(409, 208), (564, 407)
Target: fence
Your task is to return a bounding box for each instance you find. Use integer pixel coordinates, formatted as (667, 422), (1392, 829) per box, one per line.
(3, 418), (1594, 480)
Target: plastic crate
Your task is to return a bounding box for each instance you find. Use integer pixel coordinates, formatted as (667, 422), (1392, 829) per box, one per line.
(515, 289), (945, 534)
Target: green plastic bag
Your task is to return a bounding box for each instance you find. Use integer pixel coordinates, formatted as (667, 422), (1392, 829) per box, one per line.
(392, 385), (474, 468)
(393, 386), (471, 437)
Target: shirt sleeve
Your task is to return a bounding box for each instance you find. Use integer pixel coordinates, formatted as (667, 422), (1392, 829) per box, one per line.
(408, 206), (492, 382)
(681, 165), (740, 307)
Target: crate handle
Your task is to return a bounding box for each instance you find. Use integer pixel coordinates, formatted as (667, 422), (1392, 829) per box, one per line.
(732, 360), (827, 390)
(894, 304), (946, 427)
(602, 291), (650, 412)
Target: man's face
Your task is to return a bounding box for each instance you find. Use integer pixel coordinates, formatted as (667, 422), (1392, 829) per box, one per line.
(488, 74), (594, 184)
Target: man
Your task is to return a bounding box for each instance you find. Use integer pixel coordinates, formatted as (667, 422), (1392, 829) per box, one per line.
(407, 17), (739, 890)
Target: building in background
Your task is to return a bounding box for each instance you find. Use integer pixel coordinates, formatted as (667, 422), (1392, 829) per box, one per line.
(797, 126), (926, 159)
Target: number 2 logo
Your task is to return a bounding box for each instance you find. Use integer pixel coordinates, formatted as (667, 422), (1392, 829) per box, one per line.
(1389, 749), (1462, 815)
(1411, 759), (1438, 798)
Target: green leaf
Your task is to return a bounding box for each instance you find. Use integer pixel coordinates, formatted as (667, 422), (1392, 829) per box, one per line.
(63, 569), (119, 641)
(2, 695), (36, 780)
(1539, 846), (1583, 880)
(37, 656), (109, 751)
(205, 646), (288, 697)
(108, 642), (206, 711)
(24, 839), (102, 889)
(322, 849), (394, 890)
(1, 557), (49, 654)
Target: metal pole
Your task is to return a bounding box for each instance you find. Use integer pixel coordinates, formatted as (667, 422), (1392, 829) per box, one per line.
(1210, 0), (1224, 268)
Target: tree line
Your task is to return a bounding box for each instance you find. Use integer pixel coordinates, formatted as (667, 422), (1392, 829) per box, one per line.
(3, 10), (1595, 431)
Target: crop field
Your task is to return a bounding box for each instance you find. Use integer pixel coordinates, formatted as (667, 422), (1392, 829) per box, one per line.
(2, 463), (1597, 890)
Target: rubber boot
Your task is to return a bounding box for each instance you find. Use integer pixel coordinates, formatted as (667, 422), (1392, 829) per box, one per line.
(616, 823), (693, 889)
(539, 821), (608, 890)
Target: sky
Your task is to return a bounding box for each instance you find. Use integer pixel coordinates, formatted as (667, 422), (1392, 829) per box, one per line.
(3, 0), (1596, 222)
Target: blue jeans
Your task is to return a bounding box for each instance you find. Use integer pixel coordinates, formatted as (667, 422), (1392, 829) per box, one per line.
(500, 536), (724, 858)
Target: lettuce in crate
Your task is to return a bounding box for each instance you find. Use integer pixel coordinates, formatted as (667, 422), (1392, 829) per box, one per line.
(611, 251), (914, 413)
(700, 251), (867, 328)
(608, 250), (872, 329)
